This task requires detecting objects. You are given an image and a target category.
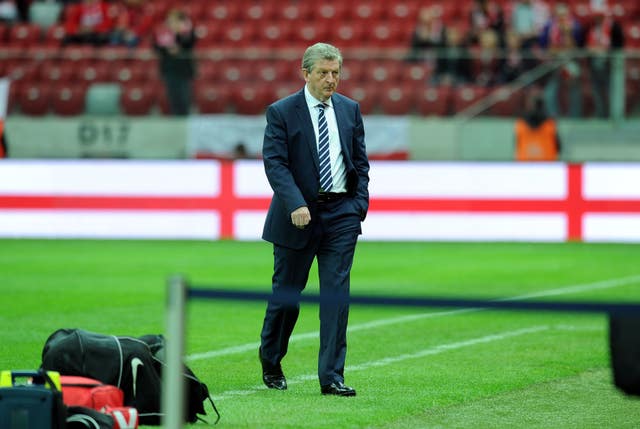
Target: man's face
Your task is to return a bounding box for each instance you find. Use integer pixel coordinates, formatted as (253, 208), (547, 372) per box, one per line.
(303, 59), (340, 102)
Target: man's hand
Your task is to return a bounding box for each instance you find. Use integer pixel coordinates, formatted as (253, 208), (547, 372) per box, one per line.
(291, 206), (311, 229)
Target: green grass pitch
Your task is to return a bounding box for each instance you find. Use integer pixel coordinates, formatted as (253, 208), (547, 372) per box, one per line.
(2, 239), (640, 428)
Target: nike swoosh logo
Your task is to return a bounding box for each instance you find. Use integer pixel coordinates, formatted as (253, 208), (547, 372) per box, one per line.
(131, 357), (144, 398)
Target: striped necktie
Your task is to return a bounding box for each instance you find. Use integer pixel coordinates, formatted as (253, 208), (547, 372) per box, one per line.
(317, 103), (333, 192)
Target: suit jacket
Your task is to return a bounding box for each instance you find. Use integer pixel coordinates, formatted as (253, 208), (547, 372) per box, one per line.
(262, 89), (370, 249)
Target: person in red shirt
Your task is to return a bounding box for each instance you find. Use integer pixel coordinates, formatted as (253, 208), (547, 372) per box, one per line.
(62, 0), (114, 46)
(110, 0), (156, 47)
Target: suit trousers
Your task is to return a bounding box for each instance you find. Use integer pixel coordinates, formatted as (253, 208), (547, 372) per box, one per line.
(260, 196), (361, 386)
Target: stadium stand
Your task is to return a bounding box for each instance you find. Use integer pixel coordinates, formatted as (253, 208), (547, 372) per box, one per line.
(0, 0), (638, 117)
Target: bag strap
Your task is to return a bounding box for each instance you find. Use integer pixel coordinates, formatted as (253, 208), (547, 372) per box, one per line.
(67, 415), (102, 429)
(206, 394), (221, 425)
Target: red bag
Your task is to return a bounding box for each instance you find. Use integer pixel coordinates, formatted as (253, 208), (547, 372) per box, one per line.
(103, 406), (139, 429)
(61, 375), (124, 410)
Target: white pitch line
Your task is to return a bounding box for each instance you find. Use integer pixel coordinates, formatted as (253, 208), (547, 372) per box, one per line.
(187, 274), (640, 362)
(212, 325), (549, 400)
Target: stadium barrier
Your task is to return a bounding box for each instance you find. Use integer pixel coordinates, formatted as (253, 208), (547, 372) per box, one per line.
(162, 275), (640, 428)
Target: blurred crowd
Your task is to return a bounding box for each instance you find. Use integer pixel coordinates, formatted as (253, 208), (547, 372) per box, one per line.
(407, 0), (627, 117)
(0, 0), (638, 118)
(0, 0), (157, 47)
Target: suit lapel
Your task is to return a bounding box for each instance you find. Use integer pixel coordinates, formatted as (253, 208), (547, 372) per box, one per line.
(295, 91), (320, 172)
(332, 95), (351, 161)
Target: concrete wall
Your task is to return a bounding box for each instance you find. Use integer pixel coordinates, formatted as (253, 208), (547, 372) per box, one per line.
(409, 117), (640, 161)
(5, 115), (640, 161)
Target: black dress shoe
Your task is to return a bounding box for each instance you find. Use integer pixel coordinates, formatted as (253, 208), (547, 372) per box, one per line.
(321, 382), (356, 397)
(262, 373), (287, 390)
(259, 348), (287, 390)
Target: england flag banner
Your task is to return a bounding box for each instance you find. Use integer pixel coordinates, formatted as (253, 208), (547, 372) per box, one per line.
(0, 160), (639, 242)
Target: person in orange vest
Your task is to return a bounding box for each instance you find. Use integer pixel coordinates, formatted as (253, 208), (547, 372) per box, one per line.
(514, 94), (561, 161)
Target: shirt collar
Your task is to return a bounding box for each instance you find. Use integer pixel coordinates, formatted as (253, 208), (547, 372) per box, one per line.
(304, 85), (333, 110)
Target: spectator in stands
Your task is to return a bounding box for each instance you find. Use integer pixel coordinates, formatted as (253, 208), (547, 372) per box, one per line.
(475, 29), (501, 87)
(510, 0), (550, 49)
(406, 6), (446, 63)
(62, 0), (114, 46)
(110, 0), (156, 48)
(498, 30), (539, 83)
(586, 8), (625, 117)
(0, 0), (17, 23)
(153, 7), (196, 116)
(431, 26), (473, 86)
(467, 0), (505, 47)
(538, 3), (584, 117)
(514, 92), (561, 161)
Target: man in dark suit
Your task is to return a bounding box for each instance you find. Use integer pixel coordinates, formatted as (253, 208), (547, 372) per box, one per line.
(259, 43), (370, 397)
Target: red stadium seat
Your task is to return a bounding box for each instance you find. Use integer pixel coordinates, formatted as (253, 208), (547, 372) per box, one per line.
(78, 62), (111, 85)
(42, 24), (66, 47)
(342, 83), (379, 115)
(362, 60), (403, 84)
(238, 2), (276, 22)
(194, 21), (221, 48)
(204, 2), (240, 22)
(339, 60), (366, 86)
(276, 2), (312, 21)
(349, 0), (384, 21)
(220, 22), (258, 47)
(451, 85), (489, 115)
(292, 22), (329, 47)
(400, 62), (434, 84)
(378, 83), (415, 115)
(332, 22), (366, 48)
(488, 86), (525, 117)
(256, 60), (294, 84)
(18, 82), (51, 116)
(443, 2), (464, 23)
(8, 23), (42, 48)
(110, 60), (149, 85)
(179, 2), (205, 22)
(196, 60), (220, 82)
(368, 21), (406, 48)
(386, 0), (421, 23)
(625, 22), (640, 49)
(273, 83), (302, 101)
(5, 59), (41, 86)
(258, 21), (294, 48)
(231, 84), (274, 115)
(60, 46), (96, 70)
(316, 3), (348, 22)
(193, 81), (231, 114)
(415, 86), (452, 116)
(40, 60), (77, 84)
(120, 83), (157, 116)
(219, 60), (253, 83)
(50, 83), (87, 116)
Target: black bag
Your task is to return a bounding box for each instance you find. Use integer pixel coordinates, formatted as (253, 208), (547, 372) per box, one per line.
(138, 334), (219, 425)
(0, 370), (66, 429)
(40, 328), (219, 425)
(609, 314), (640, 396)
(66, 406), (115, 429)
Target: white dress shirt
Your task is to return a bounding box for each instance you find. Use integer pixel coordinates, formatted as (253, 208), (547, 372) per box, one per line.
(304, 85), (347, 193)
